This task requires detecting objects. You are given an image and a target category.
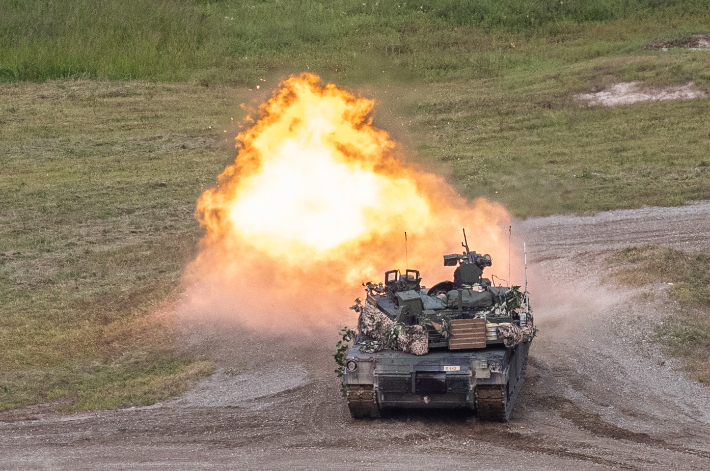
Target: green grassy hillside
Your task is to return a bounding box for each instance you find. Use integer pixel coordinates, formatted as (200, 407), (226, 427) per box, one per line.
(1, 0), (709, 84)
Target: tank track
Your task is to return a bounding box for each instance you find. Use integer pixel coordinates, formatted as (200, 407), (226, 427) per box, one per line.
(476, 345), (529, 422)
(476, 385), (509, 421)
(346, 385), (380, 419)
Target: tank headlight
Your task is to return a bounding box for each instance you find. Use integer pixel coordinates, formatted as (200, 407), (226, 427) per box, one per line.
(346, 361), (358, 372)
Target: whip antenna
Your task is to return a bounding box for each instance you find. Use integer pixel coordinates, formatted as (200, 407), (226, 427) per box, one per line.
(405, 232), (408, 270)
(524, 242), (528, 294)
(508, 225), (511, 287)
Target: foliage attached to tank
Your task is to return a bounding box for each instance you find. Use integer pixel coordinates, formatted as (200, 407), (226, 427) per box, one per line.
(334, 327), (357, 378)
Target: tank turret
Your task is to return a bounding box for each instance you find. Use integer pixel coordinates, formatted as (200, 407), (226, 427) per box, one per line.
(339, 229), (536, 421)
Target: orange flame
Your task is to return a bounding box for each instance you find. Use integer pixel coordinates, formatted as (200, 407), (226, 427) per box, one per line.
(184, 73), (511, 331)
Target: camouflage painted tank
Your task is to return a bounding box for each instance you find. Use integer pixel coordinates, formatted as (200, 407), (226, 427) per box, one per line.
(340, 231), (535, 421)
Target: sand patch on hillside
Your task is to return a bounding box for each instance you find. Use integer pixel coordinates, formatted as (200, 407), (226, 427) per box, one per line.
(575, 81), (706, 107)
(689, 33), (710, 50)
(646, 33), (710, 51)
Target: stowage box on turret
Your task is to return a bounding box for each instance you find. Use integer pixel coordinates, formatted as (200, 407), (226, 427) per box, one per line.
(341, 231), (536, 421)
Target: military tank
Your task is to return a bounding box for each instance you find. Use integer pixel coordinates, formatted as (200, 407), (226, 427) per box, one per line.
(340, 230), (535, 422)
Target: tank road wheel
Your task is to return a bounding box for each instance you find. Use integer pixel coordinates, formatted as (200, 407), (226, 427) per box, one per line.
(346, 385), (380, 419)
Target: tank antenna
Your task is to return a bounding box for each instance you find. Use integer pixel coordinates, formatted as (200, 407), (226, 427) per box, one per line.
(524, 242), (528, 295)
(404, 231), (408, 270)
(508, 225), (511, 287)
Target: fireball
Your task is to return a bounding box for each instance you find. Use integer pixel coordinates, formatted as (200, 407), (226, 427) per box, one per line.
(186, 73), (510, 330)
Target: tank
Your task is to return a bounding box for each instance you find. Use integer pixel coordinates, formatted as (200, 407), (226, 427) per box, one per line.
(340, 231), (536, 422)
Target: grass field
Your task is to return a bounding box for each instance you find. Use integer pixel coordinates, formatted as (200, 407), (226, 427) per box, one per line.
(1, 0), (710, 410)
(0, 81), (232, 410)
(2, 0), (710, 85)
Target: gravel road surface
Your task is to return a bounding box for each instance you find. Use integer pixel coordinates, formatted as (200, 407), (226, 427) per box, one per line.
(2, 201), (710, 470)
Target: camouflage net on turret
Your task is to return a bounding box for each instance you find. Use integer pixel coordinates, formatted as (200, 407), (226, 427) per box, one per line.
(497, 313), (537, 348)
(357, 302), (429, 355)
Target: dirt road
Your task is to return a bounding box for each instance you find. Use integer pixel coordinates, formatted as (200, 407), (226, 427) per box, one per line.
(2, 202), (710, 470)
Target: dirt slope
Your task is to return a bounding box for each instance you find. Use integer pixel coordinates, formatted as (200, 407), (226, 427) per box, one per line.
(2, 201), (710, 470)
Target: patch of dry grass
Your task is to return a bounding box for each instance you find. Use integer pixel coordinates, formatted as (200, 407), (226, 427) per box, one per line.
(611, 245), (710, 385)
(614, 245), (710, 305)
(0, 80), (249, 410)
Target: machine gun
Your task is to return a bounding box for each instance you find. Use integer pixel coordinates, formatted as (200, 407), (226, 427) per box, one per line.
(442, 229), (492, 286)
(443, 229), (492, 269)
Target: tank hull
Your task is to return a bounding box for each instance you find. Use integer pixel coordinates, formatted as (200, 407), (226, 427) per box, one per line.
(343, 341), (530, 421)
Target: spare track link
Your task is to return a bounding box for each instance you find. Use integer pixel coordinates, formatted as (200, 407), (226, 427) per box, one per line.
(346, 385), (380, 419)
